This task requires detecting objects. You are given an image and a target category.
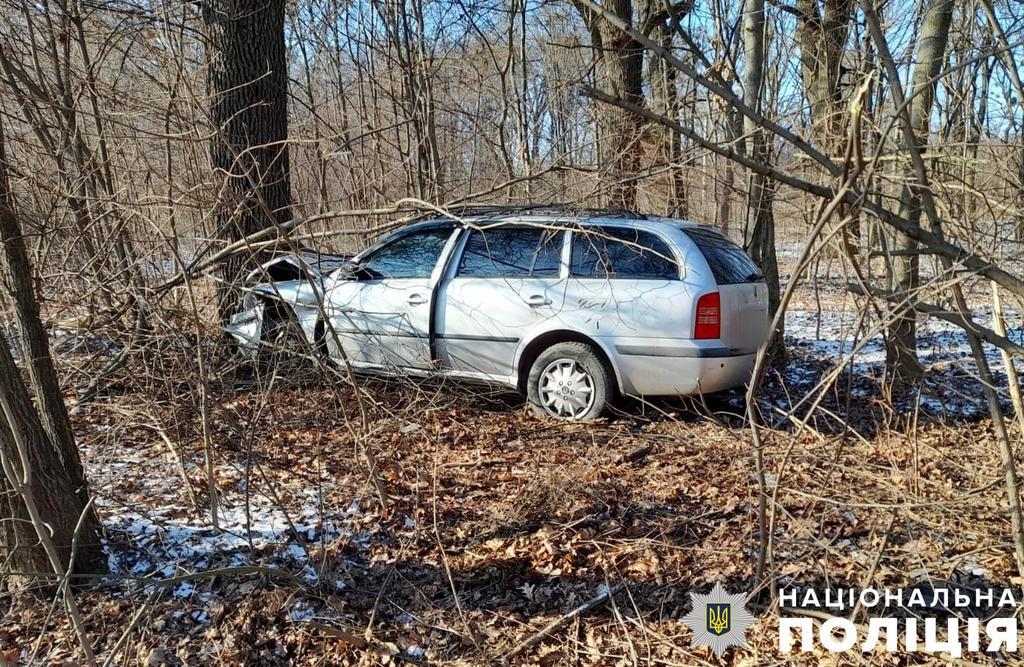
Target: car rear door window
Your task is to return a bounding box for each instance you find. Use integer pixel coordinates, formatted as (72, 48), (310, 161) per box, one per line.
(458, 227), (564, 278)
(361, 227), (453, 279)
(570, 227), (677, 279)
(682, 227), (763, 284)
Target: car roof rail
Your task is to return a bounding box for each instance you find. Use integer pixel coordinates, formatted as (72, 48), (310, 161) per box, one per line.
(409, 203), (649, 221)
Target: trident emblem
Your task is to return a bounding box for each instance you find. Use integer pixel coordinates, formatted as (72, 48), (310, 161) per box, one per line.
(706, 603), (731, 636)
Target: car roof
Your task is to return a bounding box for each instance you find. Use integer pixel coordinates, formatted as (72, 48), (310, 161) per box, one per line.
(404, 213), (705, 232)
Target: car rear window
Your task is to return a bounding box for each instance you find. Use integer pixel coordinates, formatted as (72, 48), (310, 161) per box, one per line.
(683, 227), (763, 284)
(458, 227), (564, 278)
(570, 227), (677, 280)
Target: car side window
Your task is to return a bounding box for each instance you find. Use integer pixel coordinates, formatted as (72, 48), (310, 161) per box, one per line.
(570, 227), (677, 279)
(458, 227), (564, 278)
(360, 227), (452, 279)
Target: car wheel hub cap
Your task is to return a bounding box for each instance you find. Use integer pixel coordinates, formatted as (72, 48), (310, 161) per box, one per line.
(539, 359), (595, 419)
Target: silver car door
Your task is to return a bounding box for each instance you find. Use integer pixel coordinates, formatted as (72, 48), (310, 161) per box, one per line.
(436, 225), (567, 378)
(557, 225), (687, 340)
(325, 224), (457, 370)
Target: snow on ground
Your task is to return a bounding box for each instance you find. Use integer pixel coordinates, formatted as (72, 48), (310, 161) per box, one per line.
(100, 492), (354, 590)
(779, 305), (1024, 419)
(85, 436), (369, 601)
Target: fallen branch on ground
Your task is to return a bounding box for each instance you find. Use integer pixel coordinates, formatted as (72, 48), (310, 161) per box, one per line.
(503, 582), (625, 663)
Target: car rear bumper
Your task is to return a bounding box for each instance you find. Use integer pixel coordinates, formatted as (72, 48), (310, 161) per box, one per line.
(606, 339), (757, 396)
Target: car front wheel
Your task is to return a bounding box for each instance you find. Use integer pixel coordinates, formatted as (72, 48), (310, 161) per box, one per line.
(526, 342), (614, 421)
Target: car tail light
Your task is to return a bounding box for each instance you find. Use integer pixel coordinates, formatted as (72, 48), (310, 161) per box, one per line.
(694, 292), (721, 340)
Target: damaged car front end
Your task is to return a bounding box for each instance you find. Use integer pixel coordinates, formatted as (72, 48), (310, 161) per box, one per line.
(225, 251), (352, 358)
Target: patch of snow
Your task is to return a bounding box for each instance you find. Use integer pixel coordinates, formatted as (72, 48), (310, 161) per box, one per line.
(52, 328), (122, 356)
(780, 305), (1024, 419)
(86, 434), (370, 595)
(172, 581), (195, 598)
(101, 491), (346, 581)
(289, 602), (316, 622)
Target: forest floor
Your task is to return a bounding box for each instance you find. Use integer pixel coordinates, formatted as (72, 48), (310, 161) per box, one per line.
(3, 263), (1024, 665)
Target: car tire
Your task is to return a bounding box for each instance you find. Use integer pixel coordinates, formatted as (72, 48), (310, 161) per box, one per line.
(254, 303), (308, 373)
(526, 341), (614, 421)
(313, 319), (335, 359)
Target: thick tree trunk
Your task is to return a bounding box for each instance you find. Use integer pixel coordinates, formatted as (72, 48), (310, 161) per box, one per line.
(0, 132), (104, 586)
(203, 0), (292, 320)
(598, 17), (644, 210)
(795, 0), (854, 149)
(0, 131), (80, 466)
(886, 0), (954, 382)
(0, 323), (105, 586)
(795, 0), (859, 251)
(576, 0), (644, 210)
(646, 22), (687, 217)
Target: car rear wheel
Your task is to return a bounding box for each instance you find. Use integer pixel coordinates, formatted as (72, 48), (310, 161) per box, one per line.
(527, 342), (613, 420)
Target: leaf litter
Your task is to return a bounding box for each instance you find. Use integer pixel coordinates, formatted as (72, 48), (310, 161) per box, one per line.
(2, 293), (1022, 664)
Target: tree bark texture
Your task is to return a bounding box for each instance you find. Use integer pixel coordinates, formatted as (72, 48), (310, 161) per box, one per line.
(795, 0), (855, 151)
(203, 0), (292, 320)
(886, 0), (954, 382)
(645, 19), (687, 217)
(743, 0), (782, 346)
(0, 127), (104, 584)
(576, 0), (644, 210)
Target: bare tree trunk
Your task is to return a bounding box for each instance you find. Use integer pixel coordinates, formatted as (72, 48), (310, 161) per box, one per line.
(646, 21), (687, 216)
(886, 0), (954, 383)
(203, 0), (292, 320)
(0, 325), (105, 586)
(575, 0), (644, 209)
(795, 0), (854, 150)
(0, 128), (104, 584)
(742, 0), (782, 348)
(0, 130), (76, 465)
(795, 0), (858, 251)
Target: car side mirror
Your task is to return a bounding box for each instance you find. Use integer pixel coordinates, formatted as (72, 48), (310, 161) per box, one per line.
(342, 261), (380, 281)
(352, 264), (375, 280)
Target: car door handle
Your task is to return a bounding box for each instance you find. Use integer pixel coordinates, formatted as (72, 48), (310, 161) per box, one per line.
(407, 293), (428, 306)
(526, 294), (552, 307)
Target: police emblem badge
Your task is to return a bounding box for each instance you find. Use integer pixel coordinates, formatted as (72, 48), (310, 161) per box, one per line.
(683, 582), (756, 657)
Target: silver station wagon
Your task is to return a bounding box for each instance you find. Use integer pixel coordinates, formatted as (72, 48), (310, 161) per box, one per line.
(227, 209), (770, 420)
